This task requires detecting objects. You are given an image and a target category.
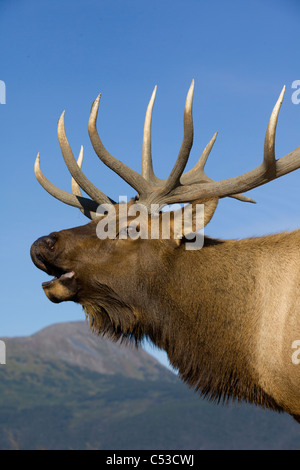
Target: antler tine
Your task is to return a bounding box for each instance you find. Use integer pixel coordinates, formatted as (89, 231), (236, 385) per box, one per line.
(58, 111), (113, 206)
(164, 80), (195, 193)
(196, 131), (218, 174)
(71, 145), (84, 197)
(263, 85), (286, 177)
(181, 132), (256, 203)
(71, 146), (99, 220)
(141, 86), (157, 183)
(88, 94), (151, 198)
(34, 153), (99, 217)
(182, 131), (218, 185)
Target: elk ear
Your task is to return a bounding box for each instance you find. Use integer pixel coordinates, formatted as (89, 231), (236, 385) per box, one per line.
(172, 198), (219, 243)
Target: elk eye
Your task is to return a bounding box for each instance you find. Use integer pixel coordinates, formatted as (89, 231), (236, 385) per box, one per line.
(118, 225), (140, 239)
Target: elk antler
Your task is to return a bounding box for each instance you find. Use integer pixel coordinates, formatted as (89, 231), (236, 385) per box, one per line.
(34, 115), (115, 220)
(35, 82), (300, 218)
(137, 84), (300, 207)
(34, 152), (100, 217)
(139, 80), (255, 206)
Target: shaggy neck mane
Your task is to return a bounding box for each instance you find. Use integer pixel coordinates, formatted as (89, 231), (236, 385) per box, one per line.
(82, 236), (286, 412)
(162, 323), (282, 410)
(82, 282), (145, 345)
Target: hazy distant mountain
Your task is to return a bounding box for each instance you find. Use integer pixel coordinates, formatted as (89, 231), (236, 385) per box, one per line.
(4, 321), (170, 381)
(0, 321), (299, 450)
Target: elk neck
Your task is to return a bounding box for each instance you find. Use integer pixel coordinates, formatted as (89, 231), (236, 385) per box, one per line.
(139, 235), (284, 410)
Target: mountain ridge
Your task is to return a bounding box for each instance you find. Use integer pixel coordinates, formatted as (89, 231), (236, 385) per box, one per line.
(2, 320), (172, 382)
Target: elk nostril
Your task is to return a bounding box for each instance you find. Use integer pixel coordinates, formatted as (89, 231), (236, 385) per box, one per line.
(44, 234), (57, 250)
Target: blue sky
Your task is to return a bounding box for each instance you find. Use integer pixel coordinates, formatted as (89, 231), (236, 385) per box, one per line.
(0, 0), (300, 368)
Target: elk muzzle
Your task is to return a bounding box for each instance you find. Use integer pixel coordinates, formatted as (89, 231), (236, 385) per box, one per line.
(30, 234), (78, 303)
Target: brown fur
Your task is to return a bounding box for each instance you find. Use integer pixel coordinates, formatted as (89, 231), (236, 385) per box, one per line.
(30, 204), (300, 423)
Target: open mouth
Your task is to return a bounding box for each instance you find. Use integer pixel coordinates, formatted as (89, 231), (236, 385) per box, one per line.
(30, 245), (75, 288)
(42, 271), (75, 288)
(42, 268), (78, 303)
(30, 238), (78, 303)
(34, 256), (75, 289)
(41, 266), (78, 303)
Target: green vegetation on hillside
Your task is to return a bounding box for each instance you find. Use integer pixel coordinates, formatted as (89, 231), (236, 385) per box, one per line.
(0, 322), (299, 450)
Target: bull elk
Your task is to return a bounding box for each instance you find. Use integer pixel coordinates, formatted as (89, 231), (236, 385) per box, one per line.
(30, 81), (300, 423)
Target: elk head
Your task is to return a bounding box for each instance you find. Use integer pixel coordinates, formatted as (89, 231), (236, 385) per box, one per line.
(31, 81), (300, 341)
